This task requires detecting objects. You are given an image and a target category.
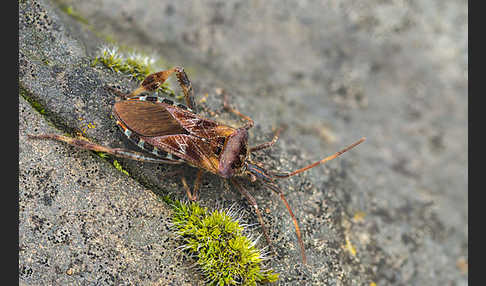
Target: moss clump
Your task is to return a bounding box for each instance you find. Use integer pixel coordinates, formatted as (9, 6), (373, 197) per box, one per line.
(92, 46), (152, 82)
(167, 198), (279, 285)
(92, 46), (176, 97)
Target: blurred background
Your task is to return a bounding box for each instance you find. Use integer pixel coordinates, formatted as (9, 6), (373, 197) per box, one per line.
(20, 0), (467, 285)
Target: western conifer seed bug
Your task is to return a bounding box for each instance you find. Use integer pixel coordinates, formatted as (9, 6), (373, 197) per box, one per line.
(28, 66), (365, 264)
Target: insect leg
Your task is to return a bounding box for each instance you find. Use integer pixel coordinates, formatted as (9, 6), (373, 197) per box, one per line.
(221, 90), (254, 130)
(173, 67), (197, 112)
(105, 85), (130, 100)
(180, 169), (204, 201)
(231, 179), (273, 253)
(28, 134), (183, 165)
(265, 183), (307, 264)
(121, 67), (197, 111)
(123, 67), (178, 98)
(250, 127), (282, 152)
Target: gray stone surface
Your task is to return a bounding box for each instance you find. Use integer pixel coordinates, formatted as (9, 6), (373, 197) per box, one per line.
(19, 95), (200, 284)
(20, 0), (467, 285)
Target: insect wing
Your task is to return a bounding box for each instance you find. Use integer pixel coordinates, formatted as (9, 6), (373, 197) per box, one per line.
(113, 100), (187, 137)
(143, 134), (220, 174)
(165, 105), (236, 139)
(113, 100), (235, 174)
(114, 101), (236, 140)
(164, 106), (237, 157)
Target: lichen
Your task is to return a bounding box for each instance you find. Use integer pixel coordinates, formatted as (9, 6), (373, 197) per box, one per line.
(164, 197), (279, 285)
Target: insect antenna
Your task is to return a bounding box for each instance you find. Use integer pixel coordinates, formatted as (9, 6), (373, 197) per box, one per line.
(272, 137), (366, 178)
(264, 182), (307, 265)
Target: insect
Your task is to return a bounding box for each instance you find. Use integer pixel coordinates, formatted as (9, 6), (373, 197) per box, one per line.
(28, 66), (365, 264)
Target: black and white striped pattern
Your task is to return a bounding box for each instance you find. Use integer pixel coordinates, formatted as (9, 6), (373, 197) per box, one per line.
(129, 95), (194, 112)
(116, 95), (194, 163)
(117, 118), (185, 163)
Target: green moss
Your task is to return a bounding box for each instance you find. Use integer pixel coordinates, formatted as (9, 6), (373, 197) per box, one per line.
(94, 151), (109, 159)
(92, 46), (176, 96)
(112, 159), (130, 176)
(56, 3), (89, 25)
(165, 197), (279, 285)
(92, 46), (147, 81)
(51, 2), (176, 95)
(92, 151), (132, 176)
(20, 86), (46, 115)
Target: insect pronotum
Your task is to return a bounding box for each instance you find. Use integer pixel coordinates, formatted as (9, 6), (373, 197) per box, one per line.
(28, 66), (365, 264)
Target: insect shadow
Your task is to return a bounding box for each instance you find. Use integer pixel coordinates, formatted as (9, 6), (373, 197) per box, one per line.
(29, 66), (365, 264)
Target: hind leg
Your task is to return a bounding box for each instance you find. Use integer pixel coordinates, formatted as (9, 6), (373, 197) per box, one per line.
(231, 179), (273, 253)
(28, 134), (182, 165)
(219, 89), (254, 130)
(125, 67), (196, 111)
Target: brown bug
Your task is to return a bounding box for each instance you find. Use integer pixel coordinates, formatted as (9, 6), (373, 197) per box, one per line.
(28, 66), (365, 264)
